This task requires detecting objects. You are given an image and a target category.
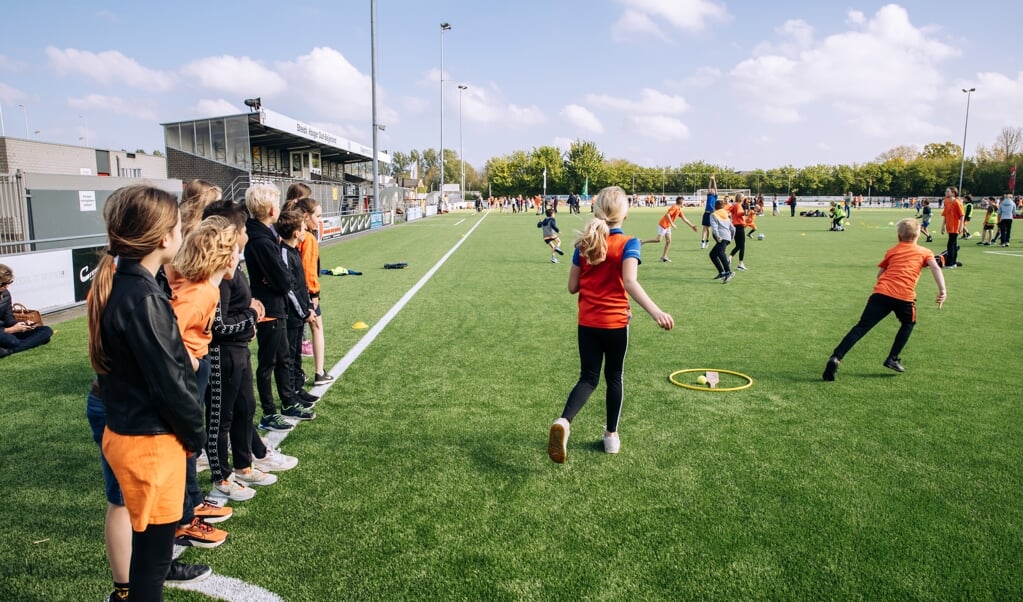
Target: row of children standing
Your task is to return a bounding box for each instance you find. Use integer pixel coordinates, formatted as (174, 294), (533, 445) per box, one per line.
(87, 180), (329, 601)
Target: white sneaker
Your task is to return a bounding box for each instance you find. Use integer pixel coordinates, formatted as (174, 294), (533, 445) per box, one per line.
(233, 466), (278, 486)
(547, 418), (570, 464)
(213, 476), (256, 501)
(551, 257), (559, 263)
(602, 429), (621, 454)
(253, 445), (298, 472)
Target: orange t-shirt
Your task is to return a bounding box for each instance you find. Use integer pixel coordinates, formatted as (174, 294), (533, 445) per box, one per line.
(297, 230), (321, 295)
(941, 199), (964, 230)
(170, 279), (219, 359)
(729, 202), (746, 226)
(745, 211), (756, 228)
(658, 205), (684, 229)
(873, 242), (934, 302)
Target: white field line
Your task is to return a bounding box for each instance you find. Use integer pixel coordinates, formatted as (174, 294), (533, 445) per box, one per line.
(983, 250), (1023, 257)
(166, 574), (284, 602)
(189, 212), (489, 600)
(311, 211), (489, 390)
(453, 218), (466, 226)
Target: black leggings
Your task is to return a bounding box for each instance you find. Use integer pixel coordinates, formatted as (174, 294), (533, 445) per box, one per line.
(730, 226), (746, 260)
(255, 319), (294, 415)
(710, 240), (730, 273)
(207, 344), (256, 483)
(832, 293), (916, 361)
(131, 522), (177, 601)
(946, 233), (959, 265)
(561, 325), (628, 433)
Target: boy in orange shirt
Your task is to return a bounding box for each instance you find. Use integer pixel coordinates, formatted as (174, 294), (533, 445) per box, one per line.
(822, 218), (947, 380)
(939, 186), (964, 268)
(641, 196), (697, 262)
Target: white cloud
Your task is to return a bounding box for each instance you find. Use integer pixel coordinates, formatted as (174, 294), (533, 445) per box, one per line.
(194, 99), (243, 117)
(458, 83), (547, 126)
(552, 137), (575, 151)
(612, 0), (729, 41)
(730, 4), (958, 138)
(181, 55), (287, 96)
(46, 47), (176, 91)
(629, 115), (690, 141)
(0, 82), (23, 103)
(969, 71), (1023, 127)
(561, 105), (604, 133)
(277, 47), (398, 126)
(585, 88), (689, 114)
(679, 66), (721, 88)
(68, 94), (156, 120)
(847, 10), (866, 26)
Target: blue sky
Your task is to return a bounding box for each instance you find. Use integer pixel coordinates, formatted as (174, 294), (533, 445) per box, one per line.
(1, 1), (1019, 171)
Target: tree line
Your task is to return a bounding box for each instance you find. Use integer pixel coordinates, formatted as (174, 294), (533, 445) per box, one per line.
(386, 126), (1023, 199)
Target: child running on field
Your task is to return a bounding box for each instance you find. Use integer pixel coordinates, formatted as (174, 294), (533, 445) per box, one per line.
(709, 199), (735, 283)
(537, 209), (565, 263)
(822, 218), (947, 380)
(917, 199), (933, 242)
(641, 196), (697, 262)
(547, 186), (674, 464)
(88, 185), (207, 600)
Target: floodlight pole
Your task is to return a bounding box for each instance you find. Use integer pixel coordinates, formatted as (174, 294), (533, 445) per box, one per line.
(439, 22), (451, 201)
(371, 0), (380, 211)
(458, 84), (467, 201)
(958, 87), (975, 194)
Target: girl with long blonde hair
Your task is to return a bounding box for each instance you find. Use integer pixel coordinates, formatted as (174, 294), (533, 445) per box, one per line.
(547, 186), (674, 464)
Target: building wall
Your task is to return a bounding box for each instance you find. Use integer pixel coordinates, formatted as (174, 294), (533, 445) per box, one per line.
(0, 137), (167, 179)
(166, 148), (248, 199)
(0, 137), (96, 175)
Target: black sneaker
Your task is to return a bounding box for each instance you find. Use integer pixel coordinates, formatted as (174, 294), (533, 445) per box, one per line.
(313, 372), (334, 385)
(283, 404), (316, 421)
(822, 356), (840, 381)
(714, 272), (726, 280)
(883, 357), (905, 373)
(258, 413), (294, 431)
(296, 389), (319, 404)
(722, 271), (734, 283)
(165, 560), (212, 586)
(0, 347), (12, 359)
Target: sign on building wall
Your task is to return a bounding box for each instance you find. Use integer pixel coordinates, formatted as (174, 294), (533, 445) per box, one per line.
(79, 190), (96, 211)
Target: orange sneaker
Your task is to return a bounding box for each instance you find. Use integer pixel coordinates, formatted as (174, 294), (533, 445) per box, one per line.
(193, 499), (232, 524)
(175, 517), (228, 549)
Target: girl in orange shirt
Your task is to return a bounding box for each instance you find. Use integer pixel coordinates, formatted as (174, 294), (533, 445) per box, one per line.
(170, 215), (241, 546)
(547, 186), (674, 464)
(290, 194), (333, 386)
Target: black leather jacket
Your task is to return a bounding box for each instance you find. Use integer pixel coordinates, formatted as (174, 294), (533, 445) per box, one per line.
(98, 258), (205, 453)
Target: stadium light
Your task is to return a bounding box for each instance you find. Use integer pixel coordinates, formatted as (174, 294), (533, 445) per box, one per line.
(958, 87), (975, 194)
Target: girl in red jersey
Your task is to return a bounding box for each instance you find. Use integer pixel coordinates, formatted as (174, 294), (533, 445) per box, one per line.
(547, 186), (674, 463)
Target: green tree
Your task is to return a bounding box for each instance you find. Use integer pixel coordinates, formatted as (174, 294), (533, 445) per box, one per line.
(921, 141), (961, 160)
(566, 140), (604, 195)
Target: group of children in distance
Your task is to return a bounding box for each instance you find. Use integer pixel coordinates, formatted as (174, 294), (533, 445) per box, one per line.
(87, 180), (329, 601)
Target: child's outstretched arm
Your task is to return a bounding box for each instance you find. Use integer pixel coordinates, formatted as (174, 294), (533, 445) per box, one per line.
(622, 258), (674, 330)
(925, 258), (947, 306)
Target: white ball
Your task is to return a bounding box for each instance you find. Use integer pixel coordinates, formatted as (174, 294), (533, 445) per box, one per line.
(757, 233), (765, 240)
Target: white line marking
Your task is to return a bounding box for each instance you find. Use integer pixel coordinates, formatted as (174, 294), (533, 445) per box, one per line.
(453, 218), (466, 226)
(167, 574), (284, 601)
(984, 250), (1023, 257)
(313, 211), (489, 389)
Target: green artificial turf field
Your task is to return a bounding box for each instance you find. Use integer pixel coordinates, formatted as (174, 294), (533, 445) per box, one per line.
(1, 206), (1020, 601)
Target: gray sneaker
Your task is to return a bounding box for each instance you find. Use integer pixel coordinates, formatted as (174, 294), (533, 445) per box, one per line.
(282, 404), (316, 421)
(258, 413), (294, 431)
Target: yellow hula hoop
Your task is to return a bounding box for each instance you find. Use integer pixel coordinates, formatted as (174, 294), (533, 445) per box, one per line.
(668, 368), (754, 392)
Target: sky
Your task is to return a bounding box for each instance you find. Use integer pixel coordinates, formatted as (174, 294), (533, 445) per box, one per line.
(1, 1), (1020, 172)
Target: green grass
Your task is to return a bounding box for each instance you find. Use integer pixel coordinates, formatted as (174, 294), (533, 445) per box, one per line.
(2, 207), (1021, 601)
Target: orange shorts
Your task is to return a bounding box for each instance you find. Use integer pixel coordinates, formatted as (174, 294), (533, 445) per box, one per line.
(102, 427), (186, 532)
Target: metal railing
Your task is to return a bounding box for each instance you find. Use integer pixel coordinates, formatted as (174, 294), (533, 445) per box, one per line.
(0, 172), (30, 255)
